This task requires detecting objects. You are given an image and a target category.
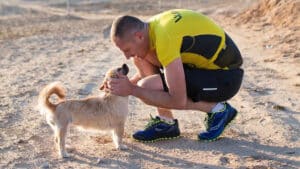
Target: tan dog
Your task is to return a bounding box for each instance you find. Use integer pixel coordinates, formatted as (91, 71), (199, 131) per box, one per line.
(38, 64), (129, 158)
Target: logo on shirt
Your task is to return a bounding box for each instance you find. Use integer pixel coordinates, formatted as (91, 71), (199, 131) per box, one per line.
(171, 11), (182, 23)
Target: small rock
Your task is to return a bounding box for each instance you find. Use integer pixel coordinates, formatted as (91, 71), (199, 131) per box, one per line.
(294, 53), (300, 58)
(77, 48), (85, 53)
(243, 156), (255, 161)
(282, 54), (289, 57)
(40, 162), (50, 169)
(265, 45), (273, 49)
(237, 167), (248, 169)
(212, 151), (220, 155)
(17, 139), (27, 144)
(96, 158), (101, 164)
(272, 104), (286, 111)
(253, 165), (268, 169)
(220, 156), (229, 165)
(285, 151), (295, 155)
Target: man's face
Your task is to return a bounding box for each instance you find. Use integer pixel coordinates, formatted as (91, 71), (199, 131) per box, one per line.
(113, 32), (148, 60)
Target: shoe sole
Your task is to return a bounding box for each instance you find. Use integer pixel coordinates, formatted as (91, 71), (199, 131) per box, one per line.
(198, 111), (238, 142)
(133, 135), (181, 143)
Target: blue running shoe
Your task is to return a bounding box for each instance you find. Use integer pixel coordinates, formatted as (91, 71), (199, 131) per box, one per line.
(199, 103), (237, 141)
(133, 115), (180, 142)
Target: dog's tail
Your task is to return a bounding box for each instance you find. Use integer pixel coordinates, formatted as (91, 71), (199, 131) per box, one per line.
(38, 81), (66, 114)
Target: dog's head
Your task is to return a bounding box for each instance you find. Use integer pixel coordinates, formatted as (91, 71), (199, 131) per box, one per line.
(99, 63), (129, 90)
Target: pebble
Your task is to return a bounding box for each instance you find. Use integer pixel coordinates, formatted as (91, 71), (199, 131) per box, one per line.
(220, 156), (229, 165)
(96, 158), (101, 164)
(285, 151), (295, 155)
(40, 162), (50, 169)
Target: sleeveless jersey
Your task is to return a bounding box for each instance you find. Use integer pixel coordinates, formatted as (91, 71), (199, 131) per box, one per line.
(148, 9), (227, 69)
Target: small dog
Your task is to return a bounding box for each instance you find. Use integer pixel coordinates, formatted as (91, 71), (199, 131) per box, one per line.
(38, 64), (129, 158)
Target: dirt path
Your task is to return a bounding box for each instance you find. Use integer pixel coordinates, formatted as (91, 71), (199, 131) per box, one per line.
(0, 0), (299, 168)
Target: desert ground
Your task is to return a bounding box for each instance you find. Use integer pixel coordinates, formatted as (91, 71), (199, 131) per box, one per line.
(0, 0), (299, 168)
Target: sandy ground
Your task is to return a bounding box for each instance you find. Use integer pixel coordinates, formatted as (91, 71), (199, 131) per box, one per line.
(0, 0), (299, 168)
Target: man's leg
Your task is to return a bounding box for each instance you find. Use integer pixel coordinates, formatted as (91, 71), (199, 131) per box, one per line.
(135, 72), (239, 142)
(137, 74), (219, 113)
(131, 57), (174, 120)
(135, 73), (232, 142)
(132, 59), (242, 142)
(131, 58), (180, 142)
(183, 67), (243, 141)
(157, 108), (174, 121)
(185, 99), (217, 113)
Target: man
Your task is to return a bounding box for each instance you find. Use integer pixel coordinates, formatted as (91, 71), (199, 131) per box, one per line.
(106, 9), (243, 142)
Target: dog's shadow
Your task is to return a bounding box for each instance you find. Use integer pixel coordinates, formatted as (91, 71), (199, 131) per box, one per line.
(56, 138), (227, 169)
(58, 147), (138, 169)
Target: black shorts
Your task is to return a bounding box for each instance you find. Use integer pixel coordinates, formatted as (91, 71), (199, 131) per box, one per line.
(159, 65), (244, 102)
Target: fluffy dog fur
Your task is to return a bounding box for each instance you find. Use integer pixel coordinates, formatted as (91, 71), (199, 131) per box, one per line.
(38, 64), (129, 158)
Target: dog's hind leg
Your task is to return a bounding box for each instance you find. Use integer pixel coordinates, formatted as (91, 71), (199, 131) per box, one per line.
(48, 121), (58, 145)
(56, 126), (69, 158)
(112, 126), (127, 150)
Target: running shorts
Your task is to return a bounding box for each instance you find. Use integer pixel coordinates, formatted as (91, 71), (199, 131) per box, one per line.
(159, 66), (244, 102)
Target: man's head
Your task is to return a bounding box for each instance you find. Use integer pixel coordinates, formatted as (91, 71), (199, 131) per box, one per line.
(111, 15), (150, 59)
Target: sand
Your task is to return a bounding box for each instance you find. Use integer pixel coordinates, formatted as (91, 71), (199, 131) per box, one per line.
(0, 0), (299, 168)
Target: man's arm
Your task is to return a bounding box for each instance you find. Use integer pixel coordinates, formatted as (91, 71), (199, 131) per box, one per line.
(108, 58), (187, 109)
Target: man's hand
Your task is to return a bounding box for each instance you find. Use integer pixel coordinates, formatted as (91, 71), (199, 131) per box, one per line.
(107, 73), (133, 96)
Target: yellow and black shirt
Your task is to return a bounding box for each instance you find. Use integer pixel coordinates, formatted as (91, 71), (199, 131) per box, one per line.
(148, 9), (242, 70)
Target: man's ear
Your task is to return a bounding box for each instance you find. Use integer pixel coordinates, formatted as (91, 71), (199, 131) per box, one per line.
(134, 31), (144, 40)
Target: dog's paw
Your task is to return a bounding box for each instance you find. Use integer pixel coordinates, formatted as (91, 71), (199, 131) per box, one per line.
(117, 144), (128, 150)
(60, 151), (70, 158)
(66, 144), (75, 152)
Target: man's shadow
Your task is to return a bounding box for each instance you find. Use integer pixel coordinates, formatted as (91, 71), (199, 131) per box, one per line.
(148, 136), (299, 168)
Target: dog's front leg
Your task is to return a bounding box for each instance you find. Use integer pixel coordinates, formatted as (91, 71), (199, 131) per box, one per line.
(112, 126), (127, 150)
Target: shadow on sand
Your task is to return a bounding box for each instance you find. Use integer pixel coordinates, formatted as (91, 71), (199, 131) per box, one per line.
(53, 136), (299, 168)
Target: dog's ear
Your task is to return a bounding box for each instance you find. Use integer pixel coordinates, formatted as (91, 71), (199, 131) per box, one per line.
(99, 81), (106, 91)
(122, 64), (129, 75)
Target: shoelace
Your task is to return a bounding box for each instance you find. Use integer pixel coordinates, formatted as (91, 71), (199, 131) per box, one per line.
(144, 115), (162, 129)
(204, 113), (214, 129)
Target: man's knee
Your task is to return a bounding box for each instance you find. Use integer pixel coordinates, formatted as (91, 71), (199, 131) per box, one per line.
(137, 75), (163, 90)
(136, 78), (153, 89)
(136, 79), (146, 88)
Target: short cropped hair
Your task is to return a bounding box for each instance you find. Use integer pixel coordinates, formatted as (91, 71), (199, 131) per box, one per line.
(110, 15), (145, 40)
